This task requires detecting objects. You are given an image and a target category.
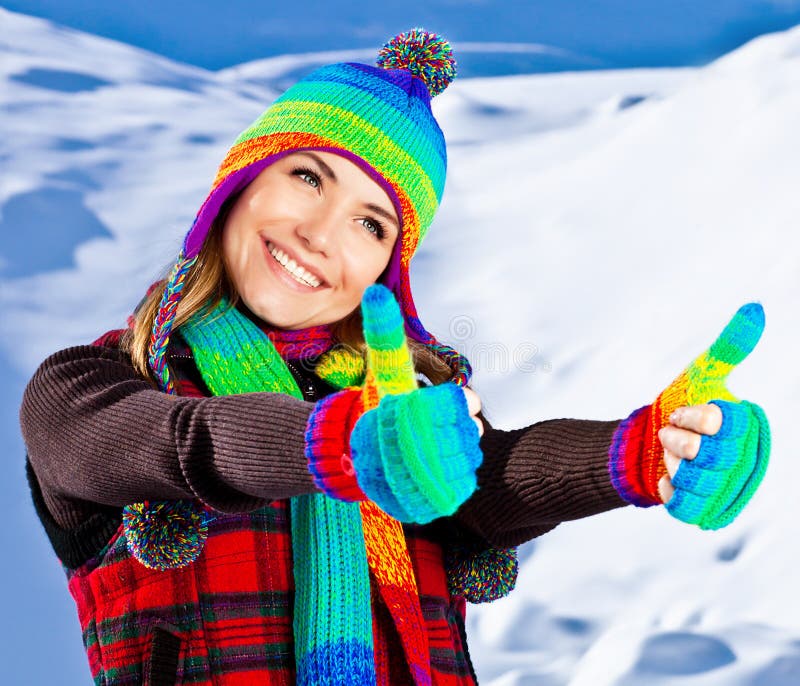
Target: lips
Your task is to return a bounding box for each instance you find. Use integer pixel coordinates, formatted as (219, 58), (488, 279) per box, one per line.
(265, 240), (327, 285)
(262, 240), (331, 294)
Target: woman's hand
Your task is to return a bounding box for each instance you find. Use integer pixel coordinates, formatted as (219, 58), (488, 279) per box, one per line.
(306, 284), (486, 520)
(656, 397), (769, 528)
(463, 386), (485, 437)
(348, 284), (485, 524)
(657, 403), (722, 503)
(608, 302), (771, 529)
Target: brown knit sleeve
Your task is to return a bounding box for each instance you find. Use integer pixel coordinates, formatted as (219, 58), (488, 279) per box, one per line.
(19, 344), (318, 529)
(453, 413), (630, 548)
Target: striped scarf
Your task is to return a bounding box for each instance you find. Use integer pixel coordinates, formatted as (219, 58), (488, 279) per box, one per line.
(180, 299), (431, 685)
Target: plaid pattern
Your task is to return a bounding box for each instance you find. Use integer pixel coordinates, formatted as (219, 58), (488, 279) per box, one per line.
(65, 332), (478, 685)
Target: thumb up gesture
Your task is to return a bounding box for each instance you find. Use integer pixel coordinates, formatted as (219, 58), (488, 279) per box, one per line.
(349, 284), (485, 523)
(609, 303), (771, 530)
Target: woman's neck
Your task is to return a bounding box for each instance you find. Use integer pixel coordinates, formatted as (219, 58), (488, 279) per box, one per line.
(259, 321), (335, 359)
(235, 302), (335, 359)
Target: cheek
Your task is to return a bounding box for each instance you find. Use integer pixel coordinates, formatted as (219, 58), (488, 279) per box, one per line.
(220, 222), (249, 291)
(340, 242), (394, 297)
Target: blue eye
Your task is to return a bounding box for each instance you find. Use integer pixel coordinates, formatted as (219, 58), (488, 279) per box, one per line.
(293, 167), (321, 188)
(361, 217), (386, 240)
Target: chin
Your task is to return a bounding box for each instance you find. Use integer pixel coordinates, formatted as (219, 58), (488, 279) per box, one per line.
(248, 306), (294, 329)
(245, 301), (321, 330)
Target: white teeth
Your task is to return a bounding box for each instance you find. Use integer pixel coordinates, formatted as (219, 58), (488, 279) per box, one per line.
(267, 242), (322, 288)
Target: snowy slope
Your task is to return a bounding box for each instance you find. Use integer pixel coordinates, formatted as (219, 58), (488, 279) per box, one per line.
(1, 7), (799, 685)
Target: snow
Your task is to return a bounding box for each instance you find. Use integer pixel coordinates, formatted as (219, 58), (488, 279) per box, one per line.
(1, 6), (799, 684)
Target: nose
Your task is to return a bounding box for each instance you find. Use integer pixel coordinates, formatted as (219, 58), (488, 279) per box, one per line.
(295, 206), (338, 255)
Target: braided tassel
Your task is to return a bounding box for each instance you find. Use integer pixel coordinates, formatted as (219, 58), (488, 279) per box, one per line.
(148, 252), (197, 395)
(427, 341), (472, 387)
(124, 252), (208, 570)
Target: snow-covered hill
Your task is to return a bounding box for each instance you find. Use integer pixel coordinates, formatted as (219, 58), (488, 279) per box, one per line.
(1, 7), (798, 685)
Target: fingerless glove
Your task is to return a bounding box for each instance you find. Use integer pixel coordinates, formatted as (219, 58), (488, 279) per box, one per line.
(305, 382), (484, 524)
(350, 382), (484, 524)
(608, 303), (771, 530)
(304, 387), (367, 502)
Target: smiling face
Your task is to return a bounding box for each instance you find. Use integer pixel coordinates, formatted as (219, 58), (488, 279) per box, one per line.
(220, 150), (400, 330)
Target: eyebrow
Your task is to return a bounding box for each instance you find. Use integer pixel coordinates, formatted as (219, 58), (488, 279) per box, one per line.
(364, 203), (399, 230)
(298, 151), (400, 230)
(300, 152), (338, 183)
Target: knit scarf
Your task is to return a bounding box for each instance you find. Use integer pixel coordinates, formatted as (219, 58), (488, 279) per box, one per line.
(179, 299), (431, 686)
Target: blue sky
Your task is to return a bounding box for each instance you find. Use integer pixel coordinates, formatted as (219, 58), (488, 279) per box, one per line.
(2, 2), (799, 684)
(4, 0), (800, 75)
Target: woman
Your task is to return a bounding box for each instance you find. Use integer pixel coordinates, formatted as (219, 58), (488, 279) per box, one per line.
(20, 29), (770, 685)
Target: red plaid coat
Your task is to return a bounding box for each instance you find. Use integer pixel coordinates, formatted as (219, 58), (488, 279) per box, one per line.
(43, 331), (481, 685)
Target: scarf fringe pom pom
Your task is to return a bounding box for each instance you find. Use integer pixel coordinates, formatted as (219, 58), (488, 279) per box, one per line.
(446, 543), (519, 604)
(123, 501), (209, 570)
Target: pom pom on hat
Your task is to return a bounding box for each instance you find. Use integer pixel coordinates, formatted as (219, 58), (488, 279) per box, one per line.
(377, 28), (456, 97)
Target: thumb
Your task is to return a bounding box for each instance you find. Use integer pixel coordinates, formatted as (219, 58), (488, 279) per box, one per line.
(361, 284), (417, 402)
(681, 302), (765, 405)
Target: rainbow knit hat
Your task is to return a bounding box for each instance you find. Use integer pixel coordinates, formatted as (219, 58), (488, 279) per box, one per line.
(149, 28), (471, 392)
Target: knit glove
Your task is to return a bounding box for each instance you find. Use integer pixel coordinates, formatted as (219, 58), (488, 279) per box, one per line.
(352, 284), (483, 524)
(305, 387), (367, 502)
(608, 302), (771, 530)
(304, 285), (483, 522)
(350, 383), (483, 524)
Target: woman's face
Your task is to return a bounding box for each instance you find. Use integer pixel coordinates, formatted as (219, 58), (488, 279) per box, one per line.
(221, 150), (400, 329)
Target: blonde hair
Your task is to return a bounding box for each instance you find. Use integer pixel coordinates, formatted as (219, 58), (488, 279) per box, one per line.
(122, 198), (457, 387)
